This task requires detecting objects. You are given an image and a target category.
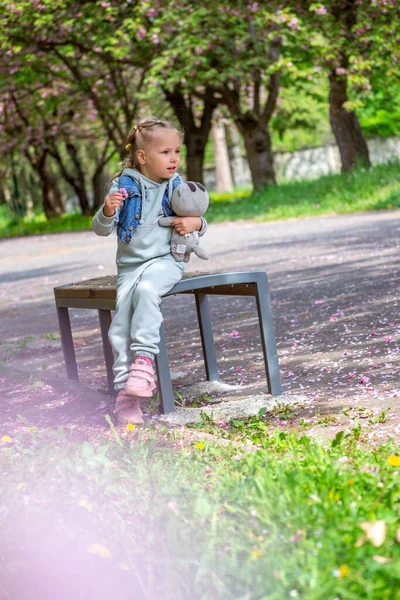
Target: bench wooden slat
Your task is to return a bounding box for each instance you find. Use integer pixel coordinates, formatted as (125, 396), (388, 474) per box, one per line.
(53, 273), (258, 301)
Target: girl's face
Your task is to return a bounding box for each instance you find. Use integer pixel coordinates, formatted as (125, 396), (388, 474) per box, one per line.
(137, 129), (181, 182)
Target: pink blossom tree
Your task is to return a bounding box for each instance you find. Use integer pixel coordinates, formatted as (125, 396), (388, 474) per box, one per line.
(293, 0), (400, 171)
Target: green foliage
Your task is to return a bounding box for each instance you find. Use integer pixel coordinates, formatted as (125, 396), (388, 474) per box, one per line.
(271, 78), (332, 151)
(358, 79), (400, 138)
(0, 427), (398, 598)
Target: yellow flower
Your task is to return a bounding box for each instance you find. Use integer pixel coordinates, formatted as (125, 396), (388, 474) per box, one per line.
(87, 544), (112, 559)
(194, 441), (205, 450)
(347, 479), (355, 485)
(126, 423), (135, 431)
(1, 435), (12, 443)
(339, 564), (350, 577)
(17, 482), (27, 490)
(328, 490), (340, 501)
(388, 456), (400, 467)
(251, 548), (264, 559)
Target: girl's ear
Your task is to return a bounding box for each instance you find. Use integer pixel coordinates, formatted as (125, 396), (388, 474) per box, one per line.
(137, 149), (146, 165)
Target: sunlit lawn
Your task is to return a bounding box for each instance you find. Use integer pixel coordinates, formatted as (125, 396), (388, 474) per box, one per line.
(1, 421), (399, 599)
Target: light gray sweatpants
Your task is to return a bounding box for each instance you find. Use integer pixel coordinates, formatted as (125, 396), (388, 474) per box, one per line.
(109, 257), (184, 389)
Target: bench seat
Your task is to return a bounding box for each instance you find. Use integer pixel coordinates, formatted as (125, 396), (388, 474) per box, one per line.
(54, 270), (282, 413)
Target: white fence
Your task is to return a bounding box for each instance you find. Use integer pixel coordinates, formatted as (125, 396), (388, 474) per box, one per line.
(204, 136), (400, 190)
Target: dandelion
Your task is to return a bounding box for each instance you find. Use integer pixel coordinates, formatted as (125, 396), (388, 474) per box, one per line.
(388, 455), (400, 466)
(194, 441), (205, 450)
(250, 548), (264, 559)
(339, 564), (350, 577)
(126, 423), (135, 431)
(1, 435), (12, 443)
(333, 564), (350, 578)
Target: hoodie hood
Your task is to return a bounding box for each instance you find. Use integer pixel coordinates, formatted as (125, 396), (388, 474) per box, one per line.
(121, 168), (179, 205)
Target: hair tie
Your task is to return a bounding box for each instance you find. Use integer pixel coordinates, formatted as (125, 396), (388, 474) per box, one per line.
(125, 143), (132, 151)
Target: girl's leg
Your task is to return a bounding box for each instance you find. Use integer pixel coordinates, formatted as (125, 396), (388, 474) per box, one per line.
(129, 259), (184, 357)
(108, 270), (136, 389)
(109, 258), (183, 392)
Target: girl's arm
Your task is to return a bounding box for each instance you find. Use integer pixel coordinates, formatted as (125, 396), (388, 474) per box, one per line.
(92, 179), (122, 237)
(172, 216), (207, 236)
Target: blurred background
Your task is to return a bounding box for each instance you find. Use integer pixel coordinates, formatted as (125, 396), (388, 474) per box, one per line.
(0, 0), (399, 232)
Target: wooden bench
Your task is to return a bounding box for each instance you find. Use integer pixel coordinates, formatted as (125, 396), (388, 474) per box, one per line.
(53, 271), (282, 413)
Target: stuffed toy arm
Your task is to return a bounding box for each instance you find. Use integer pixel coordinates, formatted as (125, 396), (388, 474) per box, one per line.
(159, 216), (175, 227)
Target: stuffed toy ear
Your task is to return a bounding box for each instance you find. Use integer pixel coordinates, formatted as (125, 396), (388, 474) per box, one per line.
(171, 181), (209, 216)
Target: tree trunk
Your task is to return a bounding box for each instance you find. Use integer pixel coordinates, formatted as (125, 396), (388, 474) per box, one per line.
(50, 142), (91, 215)
(35, 153), (65, 219)
(235, 118), (276, 190)
(225, 123), (249, 189)
(65, 143), (91, 215)
(164, 86), (218, 184)
(212, 120), (233, 192)
(329, 71), (370, 171)
(92, 170), (110, 213)
(184, 131), (209, 183)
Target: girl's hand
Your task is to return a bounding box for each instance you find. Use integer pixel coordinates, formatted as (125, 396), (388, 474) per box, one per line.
(172, 217), (201, 235)
(103, 192), (124, 217)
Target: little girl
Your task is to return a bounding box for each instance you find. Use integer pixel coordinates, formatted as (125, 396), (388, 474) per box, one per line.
(92, 118), (207, 425)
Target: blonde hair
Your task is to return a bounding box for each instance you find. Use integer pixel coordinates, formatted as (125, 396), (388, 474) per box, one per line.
(112, 117), (181, 180)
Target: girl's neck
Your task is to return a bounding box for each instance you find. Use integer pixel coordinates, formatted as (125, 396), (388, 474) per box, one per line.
(138, 166), (163, 183)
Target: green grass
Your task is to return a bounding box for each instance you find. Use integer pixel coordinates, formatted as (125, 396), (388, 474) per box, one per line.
(206, 161), (400, 223)
(0, 207), (93, 238)
(0, 162), (399, 239)
(1, 423), (399, 599)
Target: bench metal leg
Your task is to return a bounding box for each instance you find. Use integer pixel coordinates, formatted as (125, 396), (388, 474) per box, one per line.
(155, 322), (175, 414)
(255, 274), (283, 396)
(98, 309), (115, 395)
(56, 306), (79, 381)
(195, 293), (219, 382)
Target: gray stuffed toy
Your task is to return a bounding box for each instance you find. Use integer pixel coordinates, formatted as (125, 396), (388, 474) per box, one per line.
(159, 181), (209, 263)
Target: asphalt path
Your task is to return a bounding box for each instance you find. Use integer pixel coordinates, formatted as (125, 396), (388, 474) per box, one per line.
(0, 210), (399, 440)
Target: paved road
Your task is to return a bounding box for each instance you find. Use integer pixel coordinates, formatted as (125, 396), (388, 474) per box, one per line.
(0, 210), (399, 439)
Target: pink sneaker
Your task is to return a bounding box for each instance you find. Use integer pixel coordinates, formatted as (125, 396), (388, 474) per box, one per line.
(113, 390), (144, 425)
(124, 357), (156, 398)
